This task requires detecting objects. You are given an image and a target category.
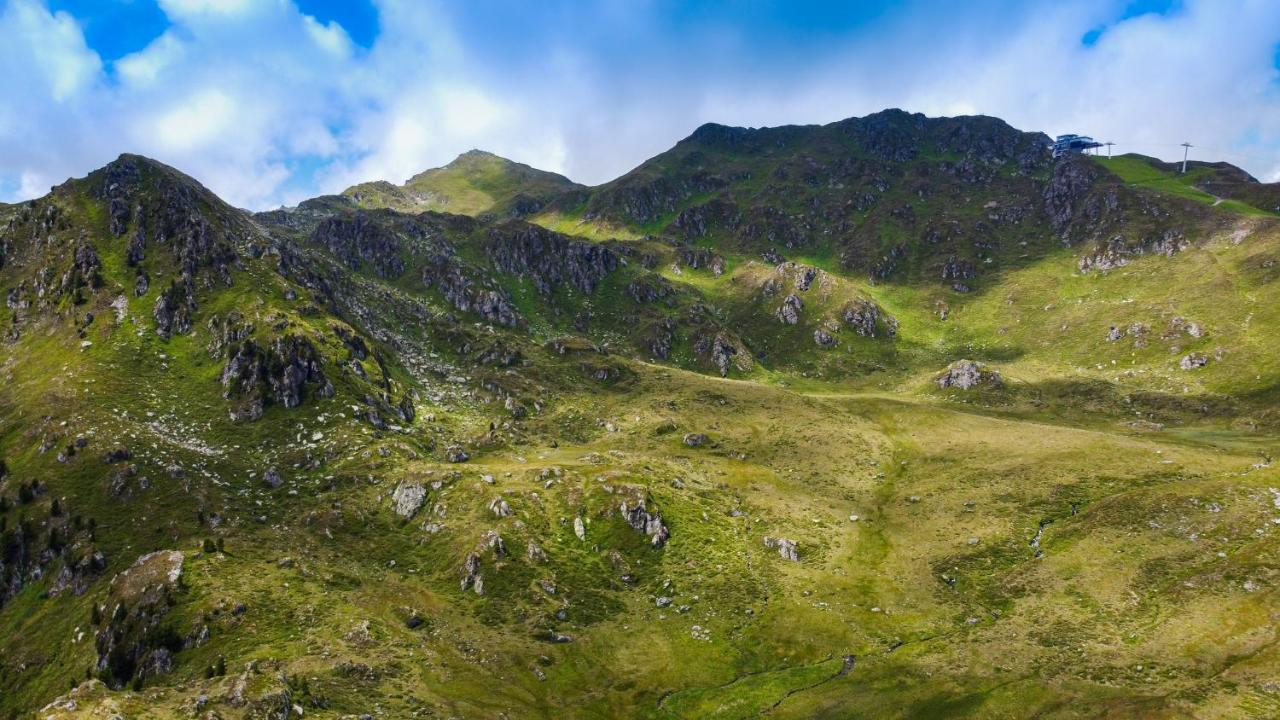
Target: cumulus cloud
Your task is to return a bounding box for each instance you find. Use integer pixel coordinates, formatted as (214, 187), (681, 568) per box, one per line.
(0, 0), (1278, 209)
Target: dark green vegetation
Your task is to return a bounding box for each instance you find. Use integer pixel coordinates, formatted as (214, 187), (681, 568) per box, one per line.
(2, 110), (1280, 718)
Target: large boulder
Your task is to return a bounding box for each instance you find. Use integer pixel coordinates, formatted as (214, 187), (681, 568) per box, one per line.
(391, 483), (427, 519)
(936, 360), (1002, 390)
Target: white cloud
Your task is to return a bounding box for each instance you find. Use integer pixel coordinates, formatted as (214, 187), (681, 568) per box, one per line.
(150, 89), (238, 152)
(0, 0), (1278, 209)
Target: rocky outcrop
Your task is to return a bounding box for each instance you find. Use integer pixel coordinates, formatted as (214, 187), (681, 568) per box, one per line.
(672, 198), (741, 240)
(706, 334), (739, 377)
(776, 294), (803, 325)
(310, 212), (405, 279)
(1044, 155), (1108, 235)
(219, 335), (333, 422)
(94, 550), (185, 690)
(421, 254), (521, 328)
(490, 497), (513, 518)
(627, 274), (675, 304)
(936, 360), (1002, 390)
(153, 280), (196, 338)
(678, 246), (726, 276)
(1180, 352), (1209, 370)
(841, 299), (896, 338)
(2, 505), (105, 610)
(392, 483), (427, 519)
(485, 222), (618, 296)
(460, 552), (482, 595)
(620, 499), (670, 548)
(763, 537), (799, 562)
(587, 171), (728, 224)
(96, 155), (242, 282)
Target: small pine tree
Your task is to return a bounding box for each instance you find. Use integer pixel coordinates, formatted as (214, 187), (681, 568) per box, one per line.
(216, 537), (225, 553)
(91, 603), (102, 625)
(201, 538), (217, 554)
(50, 498), (62, 517)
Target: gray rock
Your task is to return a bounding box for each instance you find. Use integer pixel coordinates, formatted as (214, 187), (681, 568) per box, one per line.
(490, 497), (513, 518)
(621, 499), (671, 547)
(764, 536), (800, 561)
(776, 294), (804, 325)
(936, 360), (1002, 390)
(1180, 352), (1208, 370)
(460, 552), (482, 594)
(391, 482), (427, 519)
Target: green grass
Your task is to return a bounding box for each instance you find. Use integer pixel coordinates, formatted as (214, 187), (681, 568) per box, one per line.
(1099, 154), (1279, 217)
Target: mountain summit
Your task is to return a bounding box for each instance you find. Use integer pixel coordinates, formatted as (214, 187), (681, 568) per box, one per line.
(342, 149), (582, 217)
(2, 110), (1280, 718)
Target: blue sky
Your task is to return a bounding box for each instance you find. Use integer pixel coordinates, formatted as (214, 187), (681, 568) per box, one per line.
(2, 0), (1278, 209)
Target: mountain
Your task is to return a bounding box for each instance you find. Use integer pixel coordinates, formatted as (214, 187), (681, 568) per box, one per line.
(341, 149), (584, 218)
(3, 111), (1280, 719)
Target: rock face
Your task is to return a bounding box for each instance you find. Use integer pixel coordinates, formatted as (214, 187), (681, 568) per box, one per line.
(391, 483), (427, 519)
(219, 335), (333, 422)
(94, 550), (185, 690)
(485, 222), (618, 296)
(153, 280), (196, 338)
(764, 537), (800, 561)
(1044, 155), (1102, 234)
(936, 360), (1002, 390)
(620, 499), (670, 548)
(310, 212), (405, 279)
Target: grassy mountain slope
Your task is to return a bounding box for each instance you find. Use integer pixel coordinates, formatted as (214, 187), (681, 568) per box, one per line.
(2, 111), (1280, 719)
(343, 150), (583, 218)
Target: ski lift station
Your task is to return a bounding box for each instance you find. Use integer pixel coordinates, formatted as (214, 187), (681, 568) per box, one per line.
(1051, 134), (1104, 158)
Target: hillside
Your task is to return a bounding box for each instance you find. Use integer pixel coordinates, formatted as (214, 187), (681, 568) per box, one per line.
(342, 149), (584, 218)
(2, 111), (1280, 719)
